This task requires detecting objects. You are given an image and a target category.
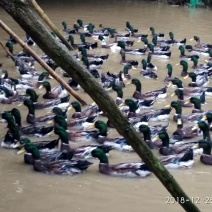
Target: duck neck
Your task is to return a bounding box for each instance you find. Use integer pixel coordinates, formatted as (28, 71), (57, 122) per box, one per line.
(161, 134), (170, 147)
(181, 63), (188, 74)
(98, 154), (109, 164)
(13, 112), (22, 127)
(190, 75), (196, 83)
(176, 91), (184, 100)
(142, 61), (147, 70)
(27, 104), (35, 116)
(134, 81), (141, 93)
(202, 127), (211, 141)
(177, 118), (183, 129)
(174, 105), (182, 115)
(58, 131), (69, 144)
(143, 129), (151, 141)
(116, 89), (123, 99)
(193, 100), (201, 110)
(202, 143), (211, 155)
(180, 47), (185, 56)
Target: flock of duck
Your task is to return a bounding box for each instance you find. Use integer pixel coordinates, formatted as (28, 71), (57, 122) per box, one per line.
(0, 19), (212, 178)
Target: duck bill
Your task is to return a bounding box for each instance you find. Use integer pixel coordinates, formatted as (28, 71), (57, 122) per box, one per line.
(1, 74), (5, 78)
(87, 125), (95, 129)
(47, 111), (53, 114)
(106, 87), (113, 91)
(38, 85), (44, 89)
(190, 38), (194, 41)
(165, 104), (171, 108)
(192, 124), (199, 131)
(119, 102), (126, 107)
(68, 106), (73, 111)
(175, 63), (179, 66)
(91, 102), (96, 106)
(184, 75), (189, 79)
(13, 142), (21, 148)
(167, 82), (173, 87)
(201, 115), (207, 121)
(132, 66), (137, 70)
(152, 135), (159, 142)
(184, 101), (190, 105)
(17, 147), (26, 155)
(171, 93), (175, 97)
(47, 120), (54, 124)
(48, 75), (54, 79)
(126, 80), (132, 85)
(18, 103), (23, 107)
(192, 143), (199, 149)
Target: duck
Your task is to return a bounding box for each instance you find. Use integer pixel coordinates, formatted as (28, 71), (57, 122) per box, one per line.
(184, 72), (208, 87)
(201, 113), (212, 131)
(169, 78), (203, 97)
(147, 44), (171, 58)
(192, 140), (212, 165)
(185, 45), (208, 56)
(128, 78), (168, 100)
(172, 114), (200, 139)
(54, 126), (114, 159)
(186, 96), (212, 114)
(164, 64), (175, 84)
(190, 36), (212, 50)
(68, 101), (99, 119)
(91, 148), (151, 178)
(171, 89), (193, 107)
(88, 120), (133, 152)
(61, 21), (77, 34)
(14, 137), (60, 153)
(158, 148), (194, 169)
(117, 41), (146, 55)
(21, 99), (55, 124)
(119, 49), (138, 67)
(138, 125), (159, 149)
(158, 32), (186, 46)
(167, 101), (204, 123)
(9, 108), (54, 137)
(81, 56), (103, 70)
(178, 45), (199, 60)
(151, 35), (171, 52)
(146, 53), (157, 71)
(152, 131), (199, 156)
(122, 99), (171, 122)
(192, 121), (211, 141)
(149, 27), (165, 40)
(0, 86), (28, 104)
(140, 59), (158, 79)
(39, 81), (67, 99)
(125, 21), (138, 34)
(26, 88), (70, 110)
(67, 78), (80, 90)
(17, 143), (93, 175)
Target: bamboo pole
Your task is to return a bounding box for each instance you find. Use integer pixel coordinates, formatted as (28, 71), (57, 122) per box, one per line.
(0, 20), (87, 106)
(0, 1), (201, 211)
(0, 40), (15, 61)
(26, 0), (74, 51)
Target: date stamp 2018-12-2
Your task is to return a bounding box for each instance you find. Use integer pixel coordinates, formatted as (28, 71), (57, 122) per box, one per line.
(166, 197), (212, 204)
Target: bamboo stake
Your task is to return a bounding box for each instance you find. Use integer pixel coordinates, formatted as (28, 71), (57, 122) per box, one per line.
(0, 20), (87, 106)
(0, 40), (15, 61)
(27, 0), (74, 51)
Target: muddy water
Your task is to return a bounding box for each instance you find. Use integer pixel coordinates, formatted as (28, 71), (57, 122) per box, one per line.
(0, 1), (212, 211)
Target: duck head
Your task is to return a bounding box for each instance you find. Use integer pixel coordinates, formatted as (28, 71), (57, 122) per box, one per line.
(77, 19), (83, 27)
(61, 21), (67, 29)
(169, 32), (174, 41)
(112, 85), (123, 99)
(202, 113), (212, 125)
(11, 108), (22, 127)
(139, 125), (151, 141)
(128, 78), (141, 92)
(193, 140), (211, 155)
(192, 121), (210, 141)
(188, 97), (201, 110)
(39, 81), (51, 92)
(172, 89), (184, 100)
(26, 88), (39, 102)
(23, 99), (35, 115)
(179, 45), (185, 56)
(166, 64), (173, 77)
(124, 99), (138, 113)
(54, 126), (69, 144)
(67, 35), (74, 46)
(69, 101), (82, 112)
(179, 60), (188, 76)
(18, 143), (40, 160)
(52, 115), (67, 130)
(141, 59), (147, 70)
(91, 148), (109, 163)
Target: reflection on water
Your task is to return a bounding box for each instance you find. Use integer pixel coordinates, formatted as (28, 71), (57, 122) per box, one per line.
(0, 1), (212, 211)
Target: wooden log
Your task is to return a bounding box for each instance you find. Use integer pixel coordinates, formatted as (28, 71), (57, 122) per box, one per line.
(0, 20), (87, 106)
(0, 1), (200, 211)
(27, 0), (74, 51)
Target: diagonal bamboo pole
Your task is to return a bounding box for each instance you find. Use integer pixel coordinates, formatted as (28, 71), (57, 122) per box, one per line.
(26, 0), (74, 51)
(0, 20), (87, 106)
(0, 1), (200, 211)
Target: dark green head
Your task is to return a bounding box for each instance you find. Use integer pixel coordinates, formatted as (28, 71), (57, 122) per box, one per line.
(62, 21), (67, 29)
(113, 85), (123, 98)
(38, 72), (50, 82)
(147, 43), (154, 52)
(203, 113), (212, 124)
(171, 78), (183, 88)
(189, 97), (201, 109)
(124, 99), (138, 113)
(54, 126), (69, 144)
(68, 35), (74, 45)
(71, 101), (81, 112)
(179, 45), (185, 56)
(40, 81), (51, 92)
(158, 131), (170, 147)
(77, 19), (83, 27)
(24, 143), (40, 160)
(54, 115), (67, 130)
(91, 148), (108, 163)
(174, 89), (184, 100)
(26, 88), (39, 102)
(11, 108), (22, 127)
(169, 32), (174, 40)
(23, 99), (35, 114)
(131, 78), (141, 92)
(188, 72), (197, 82)
(1, 112), (14, 123)
(80, 34), (86, 43)
(20, 137), (32, 145)
(171, 101), (182, 114)
(52, 107), (66, 118)
(197, 140), (211, 155)
(139, 125), (151, 141)
(117, 41), (126, 50)
(167, 64), (172, 77)
(94, 120), (108, 136)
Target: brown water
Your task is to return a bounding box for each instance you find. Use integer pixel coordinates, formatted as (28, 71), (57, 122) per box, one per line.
(0, 1), (212, 211)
